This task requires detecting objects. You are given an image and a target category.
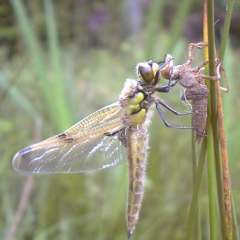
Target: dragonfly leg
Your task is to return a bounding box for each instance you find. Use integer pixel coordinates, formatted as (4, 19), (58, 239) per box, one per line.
(159, 57), (175, 90)
(188, 42), (208, 65)
(154, 54), (175, 89)
(155, 81), (177, 93)
(156, 99), (192, 115)
(153, 60), (173, 87)
(155, 101), (196, 130)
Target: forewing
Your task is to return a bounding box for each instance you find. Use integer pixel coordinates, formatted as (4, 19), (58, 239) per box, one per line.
(12, 102), (128, 174)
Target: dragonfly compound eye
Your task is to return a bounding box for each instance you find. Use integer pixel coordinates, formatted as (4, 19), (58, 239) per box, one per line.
(137, 62), (154, 83)
(137, 61), (159, 84)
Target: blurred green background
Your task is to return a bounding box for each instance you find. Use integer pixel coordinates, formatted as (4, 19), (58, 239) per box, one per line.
(1, 0), (240, 239)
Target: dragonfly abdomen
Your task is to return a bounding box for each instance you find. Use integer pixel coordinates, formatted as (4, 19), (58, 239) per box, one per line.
(192, 98), (208, 142)
(181, 85), (209, 142)
(126, 125), (148, 238)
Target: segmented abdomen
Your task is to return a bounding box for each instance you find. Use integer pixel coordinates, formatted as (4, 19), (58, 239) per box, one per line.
(126, 125), (148, 238)
(181, 85), (209, 142)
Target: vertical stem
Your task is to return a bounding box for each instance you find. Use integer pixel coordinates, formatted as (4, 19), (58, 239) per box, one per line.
(192, 121), (201, 240)
(218, 0), (235, 61)
(205, 1), (218, 239)
(206, 122), (216, 240)
(217, 79), (232, 240)
(218, 1), (235, 239)
(44, 0), (72, 130)
(184, 140), (206, 240)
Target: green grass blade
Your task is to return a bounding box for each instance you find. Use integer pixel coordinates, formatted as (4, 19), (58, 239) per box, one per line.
(185, 139), (206, 240)
(206, 0), (227, 238)
(0, 73), (41, 120)
(206, 124), (217, 240)
(144, 0), (165, 58)
(231, 190), (240, 240)
(218, 0), (235, 61)
(43, 0), (72, 130)
(10, 0), (56, 123)
(166, 0), (193, 52)
(191, 127), (201, 240)
(10, 0), (72, 132)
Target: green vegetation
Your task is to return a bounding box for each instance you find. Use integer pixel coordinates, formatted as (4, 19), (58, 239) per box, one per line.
(1, 0), (240, 239)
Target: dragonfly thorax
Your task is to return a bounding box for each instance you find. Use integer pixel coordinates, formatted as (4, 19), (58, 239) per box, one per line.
(120, 79), (152, 127)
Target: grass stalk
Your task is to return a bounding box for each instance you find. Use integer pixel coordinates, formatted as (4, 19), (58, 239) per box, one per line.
(7, 120), (42, 240)
(166, 0), (193, 52)
(0, 72), (41, 120)
(219, 2), (239, 234)
(10, 0), (55, 124)
(216, 0), (235, 239)
(204, 1), (219, 239)
(144, 0), (165, 58)
(216, 74), (232, 240)
(218, 0), (235, 61)
(10, 0), (72, 132)
(43, 0), (72, 130)
(231, 193), (240, 240)
(204, 0), (234, 239)
(185, 139), (206, 240)
(206, 125), (216, 240)
(191, 122), (201, 240)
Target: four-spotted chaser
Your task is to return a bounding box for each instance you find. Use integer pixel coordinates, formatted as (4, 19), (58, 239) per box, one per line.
(12, 60), (196, 238)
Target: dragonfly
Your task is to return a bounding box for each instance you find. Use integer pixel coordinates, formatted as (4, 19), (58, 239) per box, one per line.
(12, 59), (196, 238)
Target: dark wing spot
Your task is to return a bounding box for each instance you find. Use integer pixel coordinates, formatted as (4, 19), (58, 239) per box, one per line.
(104, 132), (113, 137)
(104, 128), (127, 148)
(58, 133), (67, 139)
(63, 137), (75, 143)
(104, 128), (124, 137)
(18, 146), (32, 160)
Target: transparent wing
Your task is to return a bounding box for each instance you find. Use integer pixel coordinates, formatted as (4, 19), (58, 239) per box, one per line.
(12, 102), (128, 174)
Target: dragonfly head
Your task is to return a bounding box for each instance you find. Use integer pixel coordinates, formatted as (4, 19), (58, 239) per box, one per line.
(136, 60), (159, 85)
